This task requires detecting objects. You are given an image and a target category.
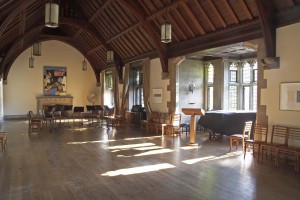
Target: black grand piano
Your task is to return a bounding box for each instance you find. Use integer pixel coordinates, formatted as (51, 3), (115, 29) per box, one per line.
(197, 110), (256, 139)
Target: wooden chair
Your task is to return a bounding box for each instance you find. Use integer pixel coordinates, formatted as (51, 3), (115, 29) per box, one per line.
(260, 125), (289, 163)
(0, 132), (7, 153)
(73, 107), (84, 127)
(276, 127), (300, 171)
(229, 121), (253, 152)
(27, 111), (43, 132)
(145, 111), (160, 132)
(164, 114), (181, 136)
(244, 124), (268, 159)
(156, 113), (172, 134)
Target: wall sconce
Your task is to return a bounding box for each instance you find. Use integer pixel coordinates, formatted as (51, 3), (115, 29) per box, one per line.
(82, 57), (87, 71)
(189, 83), (195, 93)
(45, 1), (59, 28)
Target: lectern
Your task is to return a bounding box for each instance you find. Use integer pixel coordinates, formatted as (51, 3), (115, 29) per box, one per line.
(182, 108), (205, 145)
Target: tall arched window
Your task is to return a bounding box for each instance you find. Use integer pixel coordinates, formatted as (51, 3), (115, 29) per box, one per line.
(205, 63), (214, 110)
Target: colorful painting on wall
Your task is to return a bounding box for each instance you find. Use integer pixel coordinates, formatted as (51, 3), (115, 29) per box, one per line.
(43, 66), (67, 96)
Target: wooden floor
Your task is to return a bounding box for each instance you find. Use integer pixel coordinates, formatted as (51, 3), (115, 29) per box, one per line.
(0, 120), (300, 200)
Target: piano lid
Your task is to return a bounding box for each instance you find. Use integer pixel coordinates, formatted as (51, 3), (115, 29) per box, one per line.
(182, 108), (205, 116)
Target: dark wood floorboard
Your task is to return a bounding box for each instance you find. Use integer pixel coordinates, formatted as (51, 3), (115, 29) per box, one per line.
(0, 120), (300, 200)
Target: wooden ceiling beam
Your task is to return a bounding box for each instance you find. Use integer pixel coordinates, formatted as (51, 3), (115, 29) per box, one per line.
(0, 0), (39, 37)
(180, 2), (205, 35)
(146, 1), (180, 21)
(118, 0), (168, 74)
(221, 0), (239, 24)
(207, 0), (227, 28)
(109, 23), (140, 43)
(60, 17), (124, 71)
(107, 0), (179, 44)
(193, 0), (216, 31)
(168, 20), (262, 58)
(89, 0), (112, 22)
(276, 4), (300, 27)
(256, 0), (276, 57)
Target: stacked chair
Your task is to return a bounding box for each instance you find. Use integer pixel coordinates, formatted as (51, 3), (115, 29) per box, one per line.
(244, 124), (268, 159)
(260, 125), (289, 163)
(275, 127), (300, 171)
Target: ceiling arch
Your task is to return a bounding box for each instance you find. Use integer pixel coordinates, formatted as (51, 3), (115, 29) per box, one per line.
(1, 0), (300, 81)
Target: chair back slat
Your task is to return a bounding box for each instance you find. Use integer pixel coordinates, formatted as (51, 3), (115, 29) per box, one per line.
(287, 127), (300, 147)
(243, 121), (253, 138)
(271, 125), (289, 145)
(253, 124), (268, 142)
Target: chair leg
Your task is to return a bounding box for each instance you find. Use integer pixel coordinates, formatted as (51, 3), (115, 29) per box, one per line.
(296, 154), (299, 172)
(244, 143), (247, 159)
(235, 138), (239, 150)
(242, 140), (245, 153)
(229, 136), (233, 151)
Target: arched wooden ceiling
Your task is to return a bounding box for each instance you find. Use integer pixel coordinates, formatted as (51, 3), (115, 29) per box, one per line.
(0, 0), (300, 82)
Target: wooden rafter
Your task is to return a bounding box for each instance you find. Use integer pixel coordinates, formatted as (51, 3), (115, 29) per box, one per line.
(174, 8), (195, 37)
(0, 0), (37, 37)
(193, 0), (216, 31)
(240, 0), (253, 20)
(89, 0), (111, 22)
(60, 17), (124, 73)
(168, 14), (187, 40)
(118, 0), (168, 73)
(180, 2), (205, 35)
(222, 0), (239, 24)
(207, 0), (227, 28)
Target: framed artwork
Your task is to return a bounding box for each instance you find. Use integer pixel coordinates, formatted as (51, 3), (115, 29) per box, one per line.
(280, 82), (300, 111)
(152, 88), (163, 104)
(43, 66), (67, 96)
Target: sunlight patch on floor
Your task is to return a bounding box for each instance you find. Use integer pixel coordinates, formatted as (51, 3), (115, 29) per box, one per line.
(107, 143), (155, 150)
(180, 146), (200, 150)
(182, 151), (243, 165)
(134, 148), (174, 157)
(67, 139), (116, 144)
(101, 163), (175, 176)
(133, 146), (163, 151)
(124, 136), (162, 141)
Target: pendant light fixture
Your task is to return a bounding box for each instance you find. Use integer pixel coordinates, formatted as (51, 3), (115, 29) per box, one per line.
(107, 16), (114, 63)
(33, 42), (41, 56)
(82, 57), (87, 71)
(161, 1), (172, 43)
(45, 0), (59, 28)
(29, 46), (34, 68)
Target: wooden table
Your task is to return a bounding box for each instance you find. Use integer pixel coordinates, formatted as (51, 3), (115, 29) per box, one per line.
(182, 108), (205, 145)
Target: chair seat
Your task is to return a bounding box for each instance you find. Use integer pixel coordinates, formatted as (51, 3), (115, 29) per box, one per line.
(231, 134), (249, 139)
(244, 139), (266, 144)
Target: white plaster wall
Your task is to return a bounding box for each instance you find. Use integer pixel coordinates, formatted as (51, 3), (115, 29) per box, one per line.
(261, 22), (300, 127)
(149, 58), (170, 113)
(178, 59), (204, 123)
(4, 40), (100, 116)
